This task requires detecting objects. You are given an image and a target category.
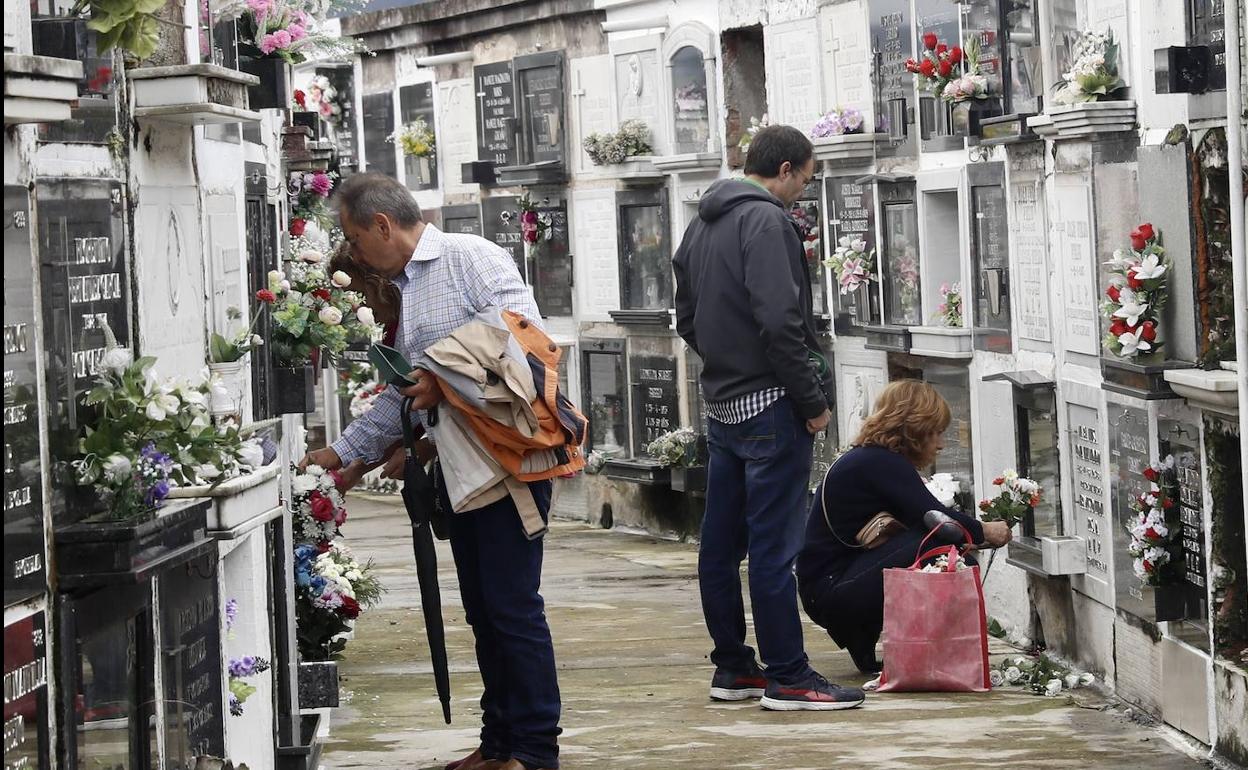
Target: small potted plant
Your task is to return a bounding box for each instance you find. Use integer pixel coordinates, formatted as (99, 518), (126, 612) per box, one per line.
(259, 246), (382, 414)
(646, 427), (704, 493)
(910, 282), (973, 357)
(208, 305), (264, 421)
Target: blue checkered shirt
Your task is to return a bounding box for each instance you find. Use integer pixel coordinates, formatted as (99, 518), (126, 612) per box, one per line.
(331, 224), (542, 464)
(705, 387), (786, 424)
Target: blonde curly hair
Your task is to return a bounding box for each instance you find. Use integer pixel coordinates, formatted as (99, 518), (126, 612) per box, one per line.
(853, 380), (950, 465)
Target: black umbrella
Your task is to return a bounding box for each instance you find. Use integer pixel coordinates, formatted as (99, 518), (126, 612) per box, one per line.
(399, 396), (452, 724)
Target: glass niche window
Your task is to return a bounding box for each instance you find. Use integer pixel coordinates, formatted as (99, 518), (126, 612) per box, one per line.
(1015, 385), (1061, 538)
(617, 190), (672, 311)
(969, 164), (1011, 352)
(31, 0), (118, 144)
(670, 46), (711, 154)
(361, 91), (397, 178)
(582, 340), (629, 457)
(827, 175), (880, 330)
(1000, 0), (1043, 113)
(514, 51), (566, 166)
(879, 183), (922, 327)
(399, 83), (438, 191)
(790, 180), (828, 319)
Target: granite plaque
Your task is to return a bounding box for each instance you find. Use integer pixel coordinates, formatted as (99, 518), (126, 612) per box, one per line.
(475, 61), (518, 167)
(160, 565), (224, 765)
(480, 195), (524, 278)
(1054, 180), (1099, 356)
(4, 188), (47, 608)
(870, 0), (915, 154)
(1070, 404), (1111, 582)
(3, 612), (50, 770)
(631, 355), (680, 457)
(531, 197), (573, 317)
(1011, 178), (1052, 342)
(1109, 404), (1153, 619)
(442, 205), (482, 237)
(36, 179), (128, 524)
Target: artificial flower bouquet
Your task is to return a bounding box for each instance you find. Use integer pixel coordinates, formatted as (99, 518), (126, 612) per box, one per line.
(1127, 455), (1181, 586)
(906, 33), (988, 103)
(290, 463), (349, 550)
(1102, 223), (1169, 359)
(978, 469), (1041, 528)
(336, 361), (375, 398)
(583, 119), (653, 165)
(789, 203), (822, 264)
(221, 0), (359, 64)
(517, 192), (552, 244)
(389, 117), (436, 158)
(1053, 29), (1125, 106)
(826, 235), (875, 295)
(288, 169), (336, 236)
(294, 541), (383, 660)
(737, 114), (770, 154)
(991, 654), (1096, 695)
(935, 282), (963, 328)
(350, 381), (387, 418)
(209, 305), (265, 364)
(925, 472), (969, 511)
(259, 249), (382, 368)
(646, 427), (698, 468)
(306, 75), (343, 123)
(73, 350), (265, 519)
(811, 106), (866, 138)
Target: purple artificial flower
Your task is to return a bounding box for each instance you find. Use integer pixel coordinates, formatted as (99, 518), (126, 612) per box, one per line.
(145, 479), (171, 508)
(309, 172), (333, 197)
(230, 695), (243, 716)
(224, 598), (239, 631)
(841, 108), (865, 133)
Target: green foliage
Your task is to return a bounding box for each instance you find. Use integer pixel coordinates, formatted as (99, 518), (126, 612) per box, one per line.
(76, 0), (166, 60)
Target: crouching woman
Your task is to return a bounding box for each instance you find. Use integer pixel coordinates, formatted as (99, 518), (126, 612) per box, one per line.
(796, 380), (1012, 674)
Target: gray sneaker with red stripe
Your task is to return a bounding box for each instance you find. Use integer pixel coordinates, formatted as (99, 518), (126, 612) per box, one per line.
(708, 663), (768, 701)
(759, 672), (865, 711)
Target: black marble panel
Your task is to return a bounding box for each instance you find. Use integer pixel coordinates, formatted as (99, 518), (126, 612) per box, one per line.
(3, 612), (50, 770)
(630, 355), (679, 457)
(160, 563), (224, 766)
(475, 61), (518, 167)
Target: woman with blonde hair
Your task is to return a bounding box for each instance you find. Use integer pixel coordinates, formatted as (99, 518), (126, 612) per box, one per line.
(796, 380), (1012, 674)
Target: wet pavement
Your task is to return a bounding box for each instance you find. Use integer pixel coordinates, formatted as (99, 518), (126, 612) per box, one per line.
(321, 493), (1208, 770)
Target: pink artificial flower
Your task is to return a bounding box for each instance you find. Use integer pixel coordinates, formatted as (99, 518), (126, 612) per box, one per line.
(309, 172), (333, 196)
(287, 23), (306, 41)
(319, 101), (333, 118)
(259, 33), (279, 55)
(246, 0), (272, 15)
(273, 29), (293, 49)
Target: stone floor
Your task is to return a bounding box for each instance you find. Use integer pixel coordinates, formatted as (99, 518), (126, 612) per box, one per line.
(321, 493), (1209, 770)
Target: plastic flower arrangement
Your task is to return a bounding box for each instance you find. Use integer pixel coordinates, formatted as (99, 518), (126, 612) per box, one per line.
(227, 655), (271, 716)
(349, 382), (388, 418)
(789, 203), (822, 264)
(737, 114), (770, 154)
(1053, 29), (1125, 105)
(294, 541), (383, 660)
(906, 33), (988, 103)
(583, 450), (608, 475)
(290, 463), (348, 550)
(517, 192), (552, 244)
(1127, 455), (1181, 586)
(811, 106), (866, 138)
(221, 0), (359, 64)
(259, 250), (382, 367)
(388, 117), (436, 158)
(646, 427), (698, 469)
(825, 235), (876, 295)
(990, 655), (1096, 695)
(209, 305), (265, 364)
(1102, 223), (1169, 359)
(288, 169), (336, 236)
(306, 75), (343, 124)
(583, 120), (653, 165)
(978, 470), (1041, 528)
(336, 361), (375, 398)
(935, 282), (963, 328)
(73, 344), (263, 519)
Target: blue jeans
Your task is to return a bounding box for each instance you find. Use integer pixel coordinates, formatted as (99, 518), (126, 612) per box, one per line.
(698, 397), (815, 686)
(446, 478), (561, 769)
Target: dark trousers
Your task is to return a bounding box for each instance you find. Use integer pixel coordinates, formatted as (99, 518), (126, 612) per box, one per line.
(446, 479), (561, 769)
(799, 528), (976, 650)
(698, 397), (815, 686)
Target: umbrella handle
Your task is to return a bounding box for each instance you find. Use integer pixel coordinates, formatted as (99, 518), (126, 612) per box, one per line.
(401, 395), (418, 455)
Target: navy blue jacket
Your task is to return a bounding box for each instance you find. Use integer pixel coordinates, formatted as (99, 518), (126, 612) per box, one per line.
(673, 178), (830, 420)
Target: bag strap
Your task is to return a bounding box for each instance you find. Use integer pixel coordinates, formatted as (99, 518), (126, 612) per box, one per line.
(908, 523), (974, 570)
(820, 451), (866, 550)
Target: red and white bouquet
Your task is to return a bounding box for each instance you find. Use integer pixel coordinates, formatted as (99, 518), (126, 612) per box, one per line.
(906, 33), (989, 103)
(1102, 222), (1170, 359)
(1127, 456), (1180, 586)
(978, 469), (1041, 528)
(291, 463), (348, 549)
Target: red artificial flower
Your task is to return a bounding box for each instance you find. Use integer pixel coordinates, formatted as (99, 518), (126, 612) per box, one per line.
(1106, 285), (1121, 302)
(922, 32), (939, 50)
(255, 289), (277, 303)
(1126, 271), (1143, 289)
(1029, 494), (1041, 507)
(312, 288), (332, 301)
(992, 476), (1004, 486)
(905, 58), (921, 73)
(919, 59), (936, 77)
(938, 59), (954, 77)
(310, 492), (335, 522)
(936, 43), (948, 55)
(949, 47), (963, 63)
(1144, 527), (1160, 540)
(1143, 466), (1160, 482)
(979, 500), (991, 512)
(289, 218), (307, 237)
(293, 89), (307, 109)
(1109, 319), (1128, 336)
(340, 595), (361, 619)
(316, 539), (332, 553)
(1142, 558), (1154, 572)
(1135, 223), (1155, 242)
(87, 65), (113, 93)
(1140, 320), (1157, 342)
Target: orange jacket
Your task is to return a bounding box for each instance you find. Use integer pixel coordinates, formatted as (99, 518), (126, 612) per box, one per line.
(432, 310), (589, 481)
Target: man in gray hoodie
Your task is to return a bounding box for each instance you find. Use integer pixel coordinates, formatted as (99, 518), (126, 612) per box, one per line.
(674, 125), (864, 711)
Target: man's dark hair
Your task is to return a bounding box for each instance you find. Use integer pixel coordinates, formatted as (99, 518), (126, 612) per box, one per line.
(743, 124), (814, 178)
(334, 172), (424, 228)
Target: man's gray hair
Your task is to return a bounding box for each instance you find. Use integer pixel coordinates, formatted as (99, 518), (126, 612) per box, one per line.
(334, 172), (423, 228)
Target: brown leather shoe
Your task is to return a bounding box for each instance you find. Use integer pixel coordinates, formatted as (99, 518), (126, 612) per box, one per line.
(447, 749), (507, 770)
(496, 760), (554, 770)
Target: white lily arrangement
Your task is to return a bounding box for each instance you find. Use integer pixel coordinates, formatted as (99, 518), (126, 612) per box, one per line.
(826, 235), (876, 295)
(1102, 223), (1169, 359)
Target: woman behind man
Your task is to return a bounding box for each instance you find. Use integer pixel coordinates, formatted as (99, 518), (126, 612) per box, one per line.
(797, 380), (1013, 674)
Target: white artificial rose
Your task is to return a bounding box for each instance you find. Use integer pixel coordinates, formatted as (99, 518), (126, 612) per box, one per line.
(251, 334), (264, 347)
(1064, 673), (1080, 690)
(1044, 679), (1063, 697)
(318, 307), (343, 326)
(281, 280), (292, 291)
(146, 400), (169, 421)
(356, 306), (375, 326)
(307, 464), (325, 476)
(181, 389), (206, 407)
(292, 475), (318, 493)
(331, 270), (352, 288)
(268, 269), (283, 285)
(102, 346), (133, 374)
(195, 464), (222, 481)
(102, 454), (132, 481)
(300, 250), (324, 264)
(1004, 666), (1022, 684)
(989, 669), (1005, 687)
(1079, 672), (1096, 686)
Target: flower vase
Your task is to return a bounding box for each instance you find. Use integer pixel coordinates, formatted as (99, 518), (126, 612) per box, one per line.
(670, 465), (707, 493)
(208, 360), (248, 421)
(236, 43), (291, 111)
(1153, 584), (1188, 622)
